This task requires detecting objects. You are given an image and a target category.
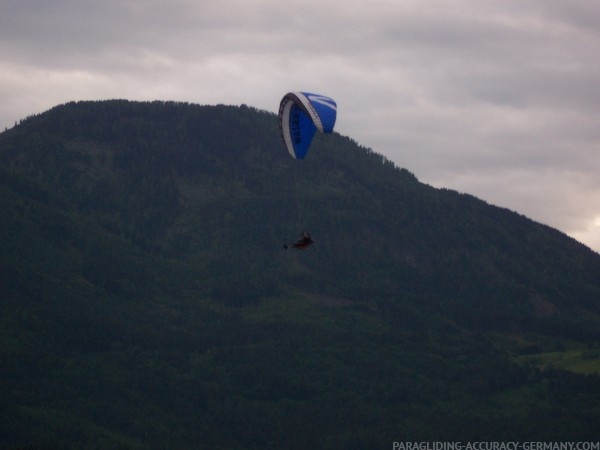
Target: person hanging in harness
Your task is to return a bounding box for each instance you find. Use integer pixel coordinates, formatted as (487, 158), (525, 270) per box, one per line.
(284, 230), (314, 250)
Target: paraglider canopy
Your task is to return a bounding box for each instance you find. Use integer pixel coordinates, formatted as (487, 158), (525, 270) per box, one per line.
(278, 92), (337, 160)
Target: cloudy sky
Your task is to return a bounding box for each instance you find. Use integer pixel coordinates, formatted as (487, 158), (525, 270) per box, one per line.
(1, 0), (599, 253)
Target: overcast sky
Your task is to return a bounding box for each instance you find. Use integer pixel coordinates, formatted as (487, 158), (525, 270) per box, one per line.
(1, 0), (599, 253)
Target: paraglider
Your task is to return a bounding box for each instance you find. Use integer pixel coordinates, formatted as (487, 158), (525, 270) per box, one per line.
(278, 92), (337, 160)
(284, 230), (314, 250)
(278, 92), (337, 249)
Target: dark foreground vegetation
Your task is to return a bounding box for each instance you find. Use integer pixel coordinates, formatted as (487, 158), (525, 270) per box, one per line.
(1, 100), (599, 448)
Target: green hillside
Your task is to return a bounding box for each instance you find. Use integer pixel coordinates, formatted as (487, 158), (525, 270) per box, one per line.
(1, 100), (599, 448)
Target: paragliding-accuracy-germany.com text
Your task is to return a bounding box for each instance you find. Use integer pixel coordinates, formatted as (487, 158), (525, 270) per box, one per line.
(392, 443), (600, 450)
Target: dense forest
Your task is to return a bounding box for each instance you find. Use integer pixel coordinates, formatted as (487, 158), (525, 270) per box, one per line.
(1, 100), (599, 448)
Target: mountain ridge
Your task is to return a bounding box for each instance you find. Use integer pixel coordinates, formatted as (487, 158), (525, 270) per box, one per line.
(1, 99), (599, 447)
(2, 99), (599, 335)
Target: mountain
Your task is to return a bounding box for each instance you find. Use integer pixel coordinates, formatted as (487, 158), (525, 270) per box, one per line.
(1, 100), (599, 448)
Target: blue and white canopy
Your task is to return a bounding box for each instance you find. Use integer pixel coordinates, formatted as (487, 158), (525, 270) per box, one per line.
(278, 92), (337, 160)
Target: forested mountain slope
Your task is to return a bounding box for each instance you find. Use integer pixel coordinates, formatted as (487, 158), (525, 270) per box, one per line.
(1, 100), (599, 448)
